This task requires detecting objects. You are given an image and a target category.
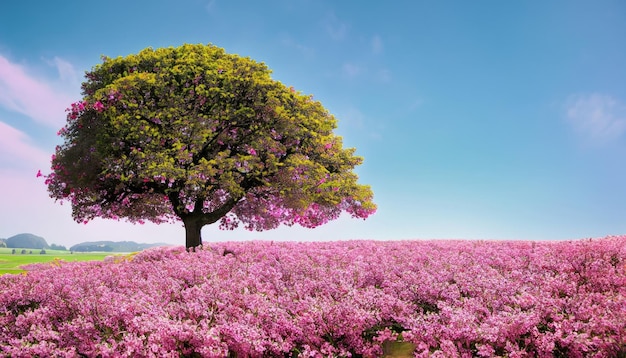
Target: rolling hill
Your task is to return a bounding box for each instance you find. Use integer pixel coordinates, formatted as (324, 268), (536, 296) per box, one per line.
(5, 233), (49, 249)
(69, 241), (169, 252)
(3, 233), (168, 252)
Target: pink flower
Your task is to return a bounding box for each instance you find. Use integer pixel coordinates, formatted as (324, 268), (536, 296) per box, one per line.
(1, 237), (625, 355)
(248, 148), (257, 155)
(36, 170), (42, 178)
(93, 101), (105, 112)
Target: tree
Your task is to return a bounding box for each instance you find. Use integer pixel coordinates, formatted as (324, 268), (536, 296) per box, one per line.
(50, 243), (68, 251)
(45, 44), (376, 249)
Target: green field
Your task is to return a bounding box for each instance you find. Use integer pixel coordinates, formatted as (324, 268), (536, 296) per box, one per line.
(0, 248), (124, 275)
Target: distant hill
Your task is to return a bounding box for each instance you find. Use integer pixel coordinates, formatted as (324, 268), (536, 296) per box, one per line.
(6, 233), (50, 249)
(69, 241), (168, 252)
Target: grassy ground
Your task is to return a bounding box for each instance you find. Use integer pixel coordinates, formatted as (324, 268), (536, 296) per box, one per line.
(0, 248), (124, 275)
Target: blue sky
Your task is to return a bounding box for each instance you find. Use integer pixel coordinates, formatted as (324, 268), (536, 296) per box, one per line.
(1, 1), (626, 247)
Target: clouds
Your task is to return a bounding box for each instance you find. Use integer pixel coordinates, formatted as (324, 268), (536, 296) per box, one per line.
(0, 121), (50, 169)
(336, 34), (390, 82)
(0, 54), (76, 128)
(371, 35), (383, 55)
(206, 0), (215, 11)
(341, 63), (362, 77)
(48, 57), (80, 86)
(0, 53), (79, 235)
(565, 94), (626, 143)
(320, 12), (388, 81)
(323, 12), (349, 41)
(0, 53), (80, 172)
(279, 33), (316, 58)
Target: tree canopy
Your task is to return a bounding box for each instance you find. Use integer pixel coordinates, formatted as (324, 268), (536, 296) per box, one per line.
(45, 44), (375, 248)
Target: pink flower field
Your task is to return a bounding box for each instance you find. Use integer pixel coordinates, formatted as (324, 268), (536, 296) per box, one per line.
(1, 236), (625, 357)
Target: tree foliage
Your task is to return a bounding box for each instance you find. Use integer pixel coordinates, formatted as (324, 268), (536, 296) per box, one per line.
(49, 244), (68, 251)
(45, 44), (375, 247)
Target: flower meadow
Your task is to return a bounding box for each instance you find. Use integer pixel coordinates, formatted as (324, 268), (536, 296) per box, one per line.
(1, 237), (625, 357)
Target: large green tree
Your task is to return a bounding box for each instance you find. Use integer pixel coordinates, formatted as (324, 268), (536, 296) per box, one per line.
(45, 44), (375, 248)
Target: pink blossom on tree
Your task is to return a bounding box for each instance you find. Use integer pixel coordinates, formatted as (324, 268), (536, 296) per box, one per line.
(44, 44), (376, 248)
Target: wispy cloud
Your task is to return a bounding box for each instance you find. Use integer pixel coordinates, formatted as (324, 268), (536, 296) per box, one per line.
(371, 35), (383, 55)
(206, 0), (217, 13)
(407, 97), (423, 111)
(0, 55), (77, 128)
(323, 12), (348, 41)
(342, 62), (362, 77)
(335, 105), (384, 141)
(341, 64), (392, 83)
(0, 120), (50, 169)
(48, 57), (80, 85)
(280, 34), (316, 58)
(377, 68), (391, 83)
(338, 106), (365, 130)
(565, 94), (626, 142)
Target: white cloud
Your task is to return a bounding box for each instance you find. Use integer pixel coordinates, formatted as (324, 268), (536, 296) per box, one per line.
(0, 54), (76, 128)
(323, 12), (348, 41)
(377, 68), (391, 82)
(206, 0), (217, 12)
(0, 120), (50, 170)
(408, 97), (423, 111)
(50, 57), (80, 86)
(336, 106), (365, 132)
(280, 34), (316, 58)
(342, 62), (362, 77)
(371, 35), (383, 54)
(565, 94), (626, 142)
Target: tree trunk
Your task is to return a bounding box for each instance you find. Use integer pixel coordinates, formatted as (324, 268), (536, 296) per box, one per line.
(183, 216), (203, 250)
(176, 197), (239, 250)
